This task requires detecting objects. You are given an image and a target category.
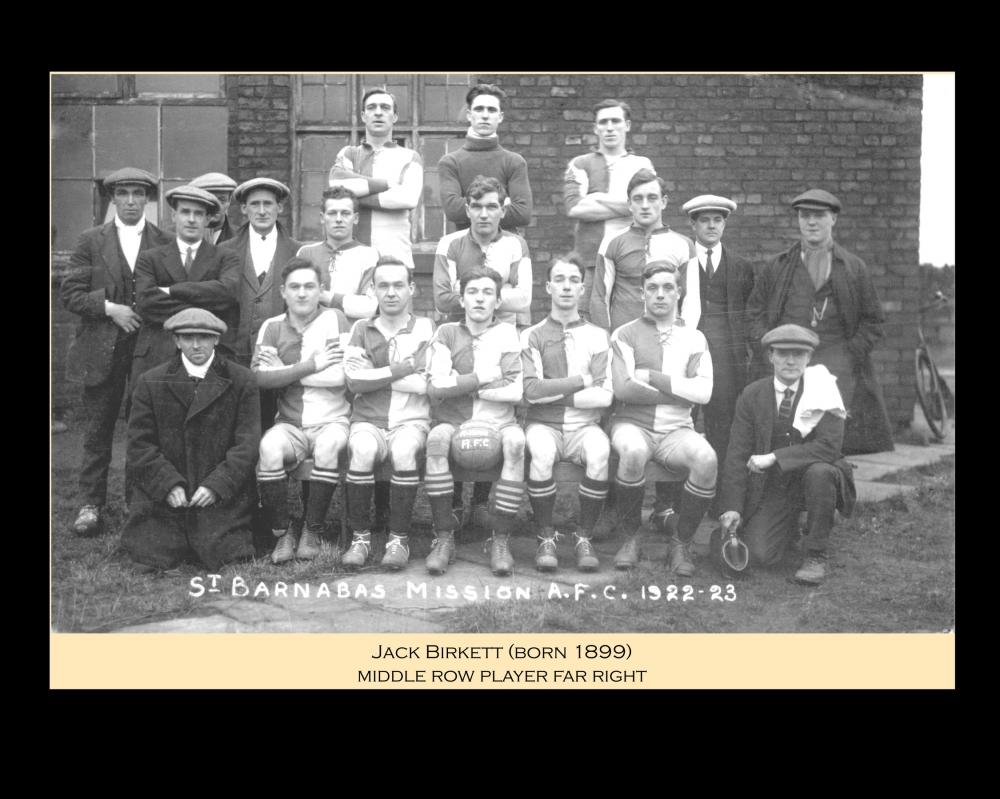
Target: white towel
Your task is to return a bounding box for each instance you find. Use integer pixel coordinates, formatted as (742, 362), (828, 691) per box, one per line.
(793, 364), (847, 437)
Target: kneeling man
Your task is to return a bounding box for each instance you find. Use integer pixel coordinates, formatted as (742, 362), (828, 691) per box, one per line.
(522, 253), (613, 572)
(121, 309), (260, 571)
(717, 324), (856, 585)
(341, 257), (436, 570)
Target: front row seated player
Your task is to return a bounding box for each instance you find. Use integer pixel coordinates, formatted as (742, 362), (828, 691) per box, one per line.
(521, 253), (613, 572)
(717, 324), (857, 586)
(252, 258), (351, 564)
(609, 261), (717, 577)
(340, 257), (436, 570)
(424, 267), (526, 577)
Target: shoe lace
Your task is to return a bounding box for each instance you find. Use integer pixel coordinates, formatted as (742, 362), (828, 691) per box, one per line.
(485, 535), (511, 558)
(386, 534), (409, 553)
(537, 531), (563, 551)
(349, 532), (372, 555)
(430, 533), (454, 552)
(574, 534), (595, 555)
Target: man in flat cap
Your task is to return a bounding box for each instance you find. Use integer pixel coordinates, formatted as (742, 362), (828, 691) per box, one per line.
(747, 189), (893, 453)
(61, 167), (171, 537)
(219, 177), (301, 371)
(717, 324), (856, 585)
(328, 87), (423, 270)
(121, 308), (261, 572)
(190, 172), (237, 245)
(132, 185), (241, 395)
(650, 195), (757, 530)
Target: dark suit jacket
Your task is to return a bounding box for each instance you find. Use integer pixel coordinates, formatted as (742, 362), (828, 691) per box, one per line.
(60, 220), (171, 386)
(680, 243), (756, 384)
(745, 240), (893, 453)
(219, 221), (300, 366)
(718, 375), (857, 521)
(132, 240), (240, 387)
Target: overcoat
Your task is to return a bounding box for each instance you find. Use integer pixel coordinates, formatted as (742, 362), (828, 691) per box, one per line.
(121, 353), (261, 570)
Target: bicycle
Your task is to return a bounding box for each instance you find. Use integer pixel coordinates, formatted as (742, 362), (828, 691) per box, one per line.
(915, 290), (954, 441)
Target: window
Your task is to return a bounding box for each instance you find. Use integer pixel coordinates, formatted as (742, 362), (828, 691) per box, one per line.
(51, 74), (228, 251)
(292, 74), (473, 250)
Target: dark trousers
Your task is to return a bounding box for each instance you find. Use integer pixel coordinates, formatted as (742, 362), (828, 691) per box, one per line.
(743, 462), (839, 567)
(76, 335), (136, 506)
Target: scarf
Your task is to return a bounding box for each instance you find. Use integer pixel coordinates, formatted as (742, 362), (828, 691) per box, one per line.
(793, 364), (847, 437)
(801, 240), (833, 290)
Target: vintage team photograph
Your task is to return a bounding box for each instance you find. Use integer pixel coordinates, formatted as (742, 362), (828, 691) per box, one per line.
(50, 73), (955, 635)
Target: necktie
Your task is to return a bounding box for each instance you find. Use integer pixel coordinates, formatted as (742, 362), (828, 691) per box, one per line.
(705, 248), (714, 278)
(184, 246), (193, 272)
(778, 387), (795, 420)
(258, 270), (267, 287)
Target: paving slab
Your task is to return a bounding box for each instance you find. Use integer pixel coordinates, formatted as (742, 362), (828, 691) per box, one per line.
(854, 481), (918, 503)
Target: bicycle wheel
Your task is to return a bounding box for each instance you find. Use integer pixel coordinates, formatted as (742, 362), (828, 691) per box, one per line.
(915, 348), (951, 441)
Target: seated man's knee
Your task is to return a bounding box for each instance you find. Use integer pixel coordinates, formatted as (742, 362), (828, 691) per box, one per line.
(313, 430), (347, 467)
(582, 432), (611, 473)
(258, 429), (290, 470)
(688, 440), (718, 481)
(526, 431), (556, 474)
(803, 462), (838, 488)
(501, 427), (526, 462)
(425, 427), (452, 460)
(348, 432), (379, 470)
(389, 435), (420, 471)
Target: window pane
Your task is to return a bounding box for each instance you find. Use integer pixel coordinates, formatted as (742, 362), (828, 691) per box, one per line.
(135, 75), (221, 95)
(301, 85), (325, 122)
(52, 74), (118, 95)
(324, 84), (350, 123)
(423, 75), (470, 123)
(419, 134), (466, 241)
(52, 180), (97, 251)
(161, 106), (229, 180)
(52, 105), (92, 178)
(95, 105), (158, 175)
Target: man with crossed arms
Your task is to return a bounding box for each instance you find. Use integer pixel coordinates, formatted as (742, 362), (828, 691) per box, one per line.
(521, 252), (613, 573)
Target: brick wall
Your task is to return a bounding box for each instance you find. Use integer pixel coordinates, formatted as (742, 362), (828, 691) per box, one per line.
(226, 75), (294, 231)
(478, 73), (923, 429)
(52, 254), (80, 417)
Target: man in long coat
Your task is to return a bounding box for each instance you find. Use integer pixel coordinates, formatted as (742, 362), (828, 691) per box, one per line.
(121, 309), (260, 571)
(746, 189), (893, 454)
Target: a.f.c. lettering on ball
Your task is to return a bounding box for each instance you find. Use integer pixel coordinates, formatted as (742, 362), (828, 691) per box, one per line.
(451, 421), (503, 470)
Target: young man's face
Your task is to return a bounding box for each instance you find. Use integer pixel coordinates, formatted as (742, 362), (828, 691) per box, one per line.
(594, 106), (630, 151)
(322, 196), (358, 243)
(642, 270), (680, 318)
(466, 93), (504, 137)
(242, 188), (282, 235)
(373, 263), (412, 317)
(798, 208), (837, 246)
(112, 183), (148, 225)
(281, 267), (323, 317)
(690, 212), (727, 248)
(769, 347), (812, 385)
(629, 180), (666, 230)
(174, 332), (218, 366)
(361, 92), (398, 138)
(172, 199), (209, 244)
(465, 190), (505, 238)
(460, 276), (500, 323)
(546, 261), (585, 311)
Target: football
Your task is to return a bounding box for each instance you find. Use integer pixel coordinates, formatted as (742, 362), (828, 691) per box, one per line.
(451, 420), (503, 471)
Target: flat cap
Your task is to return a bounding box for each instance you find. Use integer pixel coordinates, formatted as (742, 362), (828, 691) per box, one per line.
(791, 189), (841, 213)
(102, 167), (157, 192)
(190, 172), (237, 193)
(165, 185), (221, 214)
(682, 194), (737, 217)
(761, 324), (819, 350)
(164, 308), (228, 336)
(233, 177), (291, 204)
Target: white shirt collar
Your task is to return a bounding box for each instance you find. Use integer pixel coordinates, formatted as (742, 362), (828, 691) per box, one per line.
(181, 351), (214, 379)
(774, 377), (801, 397)
(177, 237), (203, 257)
(251, 225), (278, 243)
(695, 240), (718, 267)
(114, 214), (146, 235)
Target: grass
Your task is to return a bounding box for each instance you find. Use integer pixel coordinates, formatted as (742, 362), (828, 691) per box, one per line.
(52, 416), (955, 633)
(446, 455), (956, 633)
